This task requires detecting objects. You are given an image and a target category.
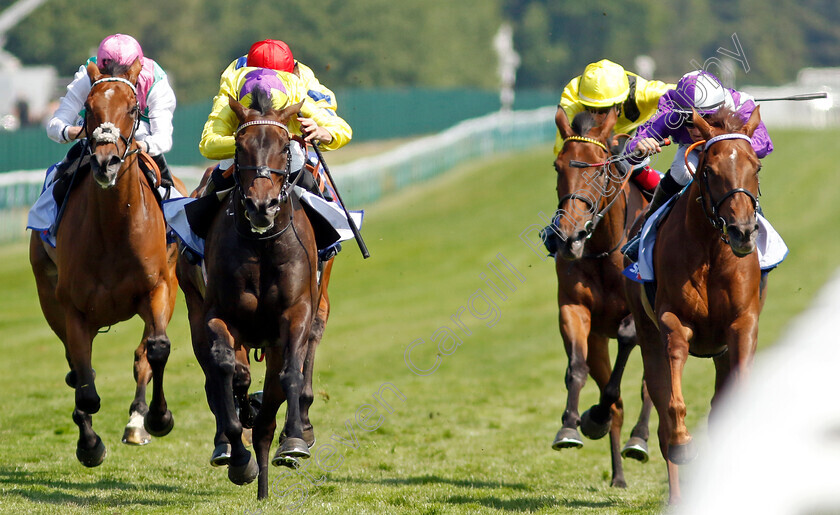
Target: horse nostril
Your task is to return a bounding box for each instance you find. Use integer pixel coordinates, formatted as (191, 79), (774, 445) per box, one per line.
(267, 198), (280, 210)
(244, 198), (257, 212)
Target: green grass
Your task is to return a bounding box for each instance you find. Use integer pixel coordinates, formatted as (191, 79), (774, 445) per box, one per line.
(0, 129), (837, 514)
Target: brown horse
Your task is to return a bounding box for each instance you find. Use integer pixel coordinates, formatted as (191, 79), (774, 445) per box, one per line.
(184, 151), (336, 459)
(549, 108), (654, 487)
(625, 107), (766, 503)
(29, 59), (184, 466)
(178, 88), (321, 499)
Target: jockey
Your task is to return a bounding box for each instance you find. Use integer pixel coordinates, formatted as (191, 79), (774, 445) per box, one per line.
(621, 70), (774, 260)
(555, 59), (675, 192)
(544, 59), (675, 256)
(46, 33), (177, 192)
(165, 60), (353, 264)
(200, 39), (346, 199)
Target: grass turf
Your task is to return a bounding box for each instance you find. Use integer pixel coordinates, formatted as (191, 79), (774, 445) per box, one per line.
(0, 128), (837, 514)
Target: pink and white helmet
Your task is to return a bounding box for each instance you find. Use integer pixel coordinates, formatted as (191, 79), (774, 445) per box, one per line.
(672, 70), (734, 115)
(96, 34), (144, 69)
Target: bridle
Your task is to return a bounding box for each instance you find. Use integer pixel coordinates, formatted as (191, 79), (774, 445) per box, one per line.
(555, 135), (630, 258)
(232, 119), (303, 240)
(685, 134), (761, 242)
(85, 77), (142, 164)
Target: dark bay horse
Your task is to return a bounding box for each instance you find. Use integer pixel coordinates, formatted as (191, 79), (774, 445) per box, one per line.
(29, 59), (184, 466)
(549, 108), (654, 487)
(625, 107), (766, 503)
(177, 89), (320, 499)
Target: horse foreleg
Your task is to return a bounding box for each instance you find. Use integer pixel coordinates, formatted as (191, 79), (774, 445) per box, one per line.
(636, 312), (680, 503)
(64, 310), (106, 467)
(206, 316), (257, 485)
(552, 304), (590, 450)
(255, 350), (286, 498)
(582, 316), (636, 438)
(621, 378), (653, 463)
(659, 311), (694, 465)
(277, 304), (314, 463)
(121, 343), (153, 445)
(139, 282), (175, 438)
(298, 258), (333, 448)
(584, 332), (627, 488)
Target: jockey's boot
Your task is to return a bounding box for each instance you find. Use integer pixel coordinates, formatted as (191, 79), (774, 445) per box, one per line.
(151, 154), (174, 188)
(51, 141), (89, 205)
(621, 172), (681, 262)
(318, 242), (341, 262)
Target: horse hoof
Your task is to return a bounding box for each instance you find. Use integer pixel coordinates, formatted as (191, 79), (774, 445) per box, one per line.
(552, 427), (583, 450)
(580, 407), (611, 440)
(210, 443), (232, 467)
(280, 437), (311, 458)
(121, 411), (151, 446)
(621, 436), (649, 463)
(668, 440), (697, 465)
(144, 409), (174, 437)
(76, 435), (106, 467)
(271, 452), (300, 469)
(280, 429), (316, 449)
(228, 454), (258, 485)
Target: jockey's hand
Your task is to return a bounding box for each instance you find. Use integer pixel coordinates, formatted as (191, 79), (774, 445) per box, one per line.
(67, 126), (86, 141)
(298, 117), (333, 145)
(634, 137), (662, 156)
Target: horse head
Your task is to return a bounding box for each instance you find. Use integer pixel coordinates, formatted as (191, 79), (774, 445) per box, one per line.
(691, 106), (762, 257)
(84, 59), (142, 188)
(229, 89), (303, 235)
(552, 108), (618, 260)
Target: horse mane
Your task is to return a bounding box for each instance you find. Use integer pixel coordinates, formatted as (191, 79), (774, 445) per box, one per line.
(249, 87), (274, 116)
(98, 61), (132, 78)
(704, 107), (745, 132)
(571, 111), (598, 137)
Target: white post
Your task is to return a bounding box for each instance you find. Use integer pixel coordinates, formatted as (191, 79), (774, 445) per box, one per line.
(493, 23), (520, 113)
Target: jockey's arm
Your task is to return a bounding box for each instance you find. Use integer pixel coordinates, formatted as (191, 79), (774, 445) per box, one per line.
(47, 64), (91, 144)
(139, 73), (176, 156)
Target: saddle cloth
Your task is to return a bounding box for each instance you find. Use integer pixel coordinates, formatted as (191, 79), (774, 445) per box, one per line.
(162, 187), (363, 257)
(623, 194), (788, 283)
(27, 163), (183, 248)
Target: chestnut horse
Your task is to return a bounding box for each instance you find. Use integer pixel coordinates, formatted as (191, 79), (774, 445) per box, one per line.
(178, 89), (320, 499)
(29, 59), (184, 466)
(549, 108), (654, 487)
(625, 107), (766, 503)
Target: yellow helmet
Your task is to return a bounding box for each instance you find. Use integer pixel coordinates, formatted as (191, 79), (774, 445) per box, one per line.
(577, 59), (630, 108)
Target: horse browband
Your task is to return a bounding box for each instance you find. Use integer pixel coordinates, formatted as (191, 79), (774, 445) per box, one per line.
(235, 120), (290, 137)
(91, 77), (137, 95)
(563, 135), (609, 152)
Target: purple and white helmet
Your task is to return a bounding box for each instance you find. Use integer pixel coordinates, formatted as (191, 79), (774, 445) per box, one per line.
(672, 70), (734, 115)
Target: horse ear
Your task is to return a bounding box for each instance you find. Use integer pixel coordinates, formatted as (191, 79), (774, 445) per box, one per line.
(742, 105), (761, 138)
(127, 58), (143, 85)
(595, 107), (618, 140)
(555, 107), (574, 140)
(279, 100), (305, 123)
(692, 109), (713, 139)
(87, 61), (102, 84)
(229, 95), (248, 122)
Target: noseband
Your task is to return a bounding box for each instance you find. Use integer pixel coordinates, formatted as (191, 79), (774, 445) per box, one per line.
(233, 119), (304, 239)
(687, 134), (761, 241)
(86, 77), (141, 164)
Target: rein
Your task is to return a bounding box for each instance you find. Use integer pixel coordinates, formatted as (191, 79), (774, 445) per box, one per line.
(557, 137), (631, 257)
(684, 134), (760, 242)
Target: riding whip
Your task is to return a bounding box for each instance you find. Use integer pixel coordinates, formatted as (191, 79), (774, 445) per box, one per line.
(312, 143), (370, 259)
(754, 92), (828, 102)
